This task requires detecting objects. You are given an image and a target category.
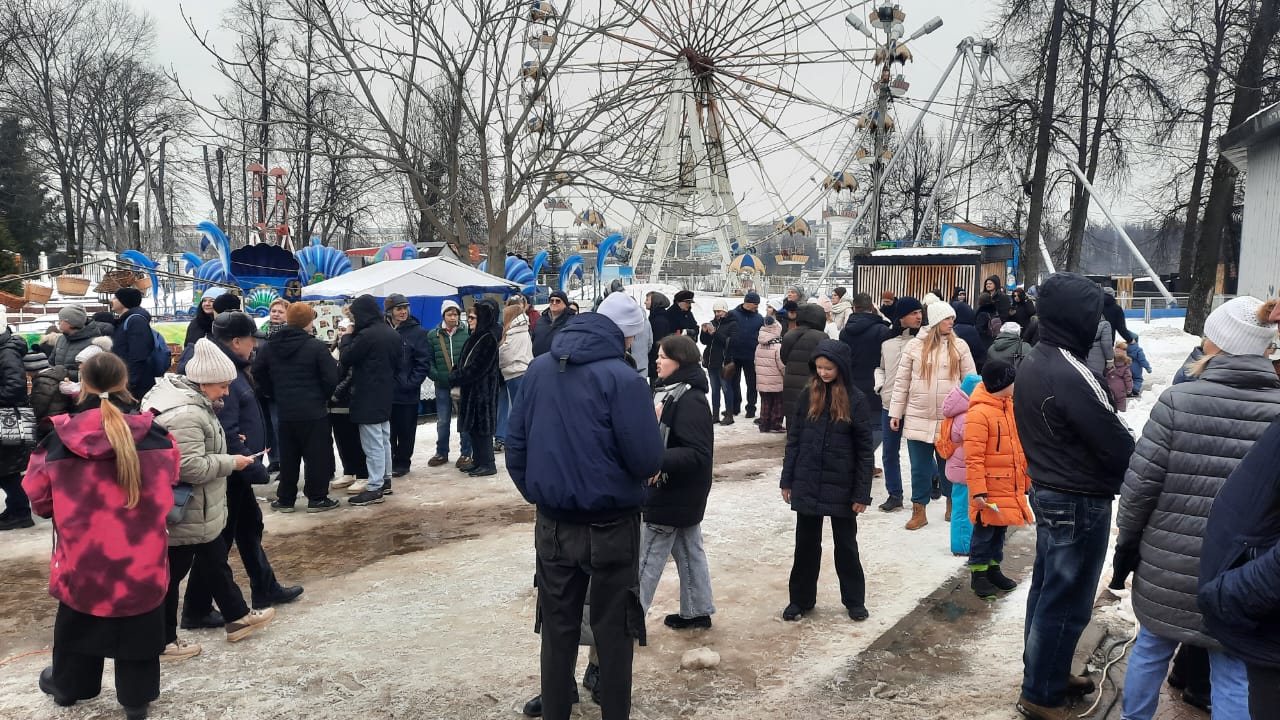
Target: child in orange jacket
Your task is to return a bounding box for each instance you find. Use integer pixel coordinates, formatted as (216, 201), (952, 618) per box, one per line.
(963, 360), (1034, 600)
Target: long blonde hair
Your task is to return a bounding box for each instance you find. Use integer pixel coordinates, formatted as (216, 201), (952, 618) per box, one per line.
(919, 327), (961, 382)
(78, 354), (141, 509)
(502, 305), (524, 342)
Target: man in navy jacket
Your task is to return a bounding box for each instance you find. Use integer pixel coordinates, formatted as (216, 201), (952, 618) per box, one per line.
(110, 287), (156, 400)
(507, 295), (663, 720)
(727, 292), (763, 417)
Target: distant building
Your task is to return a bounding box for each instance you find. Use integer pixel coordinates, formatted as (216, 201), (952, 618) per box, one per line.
(1222, 101), (1280, 300)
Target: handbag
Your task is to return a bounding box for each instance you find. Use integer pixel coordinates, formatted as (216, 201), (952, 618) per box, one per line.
(167, 483), (194, 525)
(0, 406), (35, 447)
(720, 359), (738, 380)
(439, 334), (463, 406)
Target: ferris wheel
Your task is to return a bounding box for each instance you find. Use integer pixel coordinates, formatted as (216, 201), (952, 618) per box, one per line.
(545, 0), (882, 280)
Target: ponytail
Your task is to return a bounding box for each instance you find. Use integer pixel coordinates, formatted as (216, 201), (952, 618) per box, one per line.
(100, 398), (142, 509)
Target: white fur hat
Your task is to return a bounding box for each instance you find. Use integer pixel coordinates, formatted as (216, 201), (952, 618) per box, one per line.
(1204, 296), (1277, 356)
(183, 338), (236, 384)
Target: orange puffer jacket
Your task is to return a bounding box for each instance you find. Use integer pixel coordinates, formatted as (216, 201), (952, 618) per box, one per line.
(963, 385), (1033, 526)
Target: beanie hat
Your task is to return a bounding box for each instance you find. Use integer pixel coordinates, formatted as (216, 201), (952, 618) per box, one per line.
(712, 299), (729, 312)
(597, 292), (647, 338)
(1204, 296), (1278, 356)
(384, 293), (410, 312)
(22, 351), (49, 372)
(881, 291), (896, 302)
(894, 296), (923, 322)
(982, 359), (1017, 393)
(818, 297), (833, 313)
(184, 338), (237, 384)
(1000, 321), (1023, 337)
(212, 293), (242, 314)
(921, 292), (942, 309)
(286, 302), (317, 329)
(91, 311), (115, 325)
(58, 305), (87, 329)
(1102, 286), (1116, 297)
(114, 287), (143, 309)
(200, 287), (227, 304)
(782, 300), (799, 313)
(960, 373), (983, 395)
(768, 298), (784, 312)
(549, 290), (570, 306)
(440, 299), (462, 317)
(744, 291), (761, 304)
(927, 301), (956, 326)
(75, 344), (104, 365)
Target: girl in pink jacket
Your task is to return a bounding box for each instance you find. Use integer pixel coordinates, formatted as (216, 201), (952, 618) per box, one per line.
(754, 317), (786, 432)
(935, 374), (982, 555)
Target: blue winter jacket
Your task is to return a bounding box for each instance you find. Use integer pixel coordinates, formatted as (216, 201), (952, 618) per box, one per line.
(727, 304), (764, 362)
(506, 313), (664, 522)
(1199, 416), (1280, 668)
(1128, 341), (1151, 386)
(112, 307), (156, 400)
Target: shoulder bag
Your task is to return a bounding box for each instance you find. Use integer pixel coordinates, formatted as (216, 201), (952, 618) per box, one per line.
(0, 406), (36, 447)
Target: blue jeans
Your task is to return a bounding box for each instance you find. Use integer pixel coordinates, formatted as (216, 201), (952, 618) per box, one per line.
(906, 440), (949, 505)
(638, 523), (715, 618)
(969, 524), (1007, 567)
(1121, 627), (1249, 720)
(880, 409), (903, 499)
(358, 422), (392, 492)
(707, 367), (738, 416)
(496, 375), (524, 443)
(434, 384), (473, 458)
(1022, 487), (1112, 707)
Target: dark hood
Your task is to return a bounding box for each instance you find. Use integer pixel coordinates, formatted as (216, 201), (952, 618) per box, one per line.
(843, 311), (887, 336)
(1037, 272), (1102, 357)
(796, 303), (826, 331)
(1103, 293), (1118, 308)
(659, 361), (709, 392)
(475, 298), (502, 341)
(395, 316), (424, 334)
(951, 301), (977, 326)
(549, 313), (626, 365)
(649, 292), (670, 314)
(0, 328), (27, 358)
(349, 295), (383, 330)
(809, 338), (854, 386)
(268, 325), (318, 357)
(985, 275), (1004, 294)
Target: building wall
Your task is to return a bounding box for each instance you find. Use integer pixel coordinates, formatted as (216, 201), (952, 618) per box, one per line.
(1238, 140), (1280, 300)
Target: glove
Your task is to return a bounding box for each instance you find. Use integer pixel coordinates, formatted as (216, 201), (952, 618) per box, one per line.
(1109, 545), (1139, 590)
(1106, 360), (1115, 370)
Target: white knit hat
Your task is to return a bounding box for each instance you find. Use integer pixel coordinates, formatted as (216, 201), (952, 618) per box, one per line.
(712, 299), (729, 312)
(596, 292), (647, 338)
(927, 301), (956, 326)
(921, 292), (942, 308)
(1000, 321), (1023, 336)
(183, 338), (237, 384)
(1204, 296), (1277, 356)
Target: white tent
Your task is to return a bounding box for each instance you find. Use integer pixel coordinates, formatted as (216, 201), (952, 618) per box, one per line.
(301, 256), (520, 300)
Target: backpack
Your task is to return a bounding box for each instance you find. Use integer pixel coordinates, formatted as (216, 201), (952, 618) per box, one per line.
(126, 315), (173, 376)
(987, 315), (1004, 338)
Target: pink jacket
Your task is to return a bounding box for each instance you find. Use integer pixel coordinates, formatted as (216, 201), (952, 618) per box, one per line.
(936, 385), (972, 485)
(754, 322), (785, 393)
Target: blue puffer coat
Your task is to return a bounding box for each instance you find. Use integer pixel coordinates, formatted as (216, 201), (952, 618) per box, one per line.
(780, 339), (875, 517)
(727, 304), (764, 362)
(506, 313), (664, 523)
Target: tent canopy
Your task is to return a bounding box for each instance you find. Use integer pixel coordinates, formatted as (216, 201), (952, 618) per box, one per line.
(301, 256), (520, 328)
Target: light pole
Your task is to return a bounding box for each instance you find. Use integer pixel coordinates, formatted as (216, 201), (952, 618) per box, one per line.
(847, 5), (942, 248)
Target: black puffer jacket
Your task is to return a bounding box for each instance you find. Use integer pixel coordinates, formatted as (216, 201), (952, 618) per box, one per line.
(254, 325), (340, 422)
(779, 304), (828, 417)
(50, 324), (102, 369)
(780, 339), (874, 517)
(1012, 273), (1134, 497)
(1008, 295), (1037, 327)
(0, 329), (29, 476)
(1116, 353), (1280, 649)
(183, 311), (214, 348)
(699, 314), (737, 370)
(645, 363), (714, 528)
(665, 303), (698, 339)
(532, 308), (575, 357)
(449, 298), (501, 437)
(340, 295), (402, 424)
(392, 316), (433, 405)
(837, 311), (890, 417)
(1103, 293), (1134, 343)
(647, 292), (671, 379)
(950, 301), (988, 370)
(30, 366), (72, 423)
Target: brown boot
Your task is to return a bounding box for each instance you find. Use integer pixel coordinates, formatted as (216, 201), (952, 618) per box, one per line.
(1015, 697), (1074, 720)
(945, 495), (953, 522)
(905, 503), (928, 530)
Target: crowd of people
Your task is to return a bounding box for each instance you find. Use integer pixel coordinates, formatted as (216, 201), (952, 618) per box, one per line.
(5, 274), (1280, 720)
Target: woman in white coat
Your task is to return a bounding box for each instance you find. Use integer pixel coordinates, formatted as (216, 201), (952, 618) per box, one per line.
(495, 303), (534, 453)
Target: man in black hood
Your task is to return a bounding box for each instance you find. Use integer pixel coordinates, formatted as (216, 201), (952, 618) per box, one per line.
(646, 292), (672, 382)
(340, 295), (403, 505)
(1101, 287), (1135, 343)
(838, 293), (890, 437)
(1012, 273), (1135, 718)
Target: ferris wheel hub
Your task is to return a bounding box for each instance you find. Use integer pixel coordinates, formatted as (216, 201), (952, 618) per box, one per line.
(678, 48), (715, 76)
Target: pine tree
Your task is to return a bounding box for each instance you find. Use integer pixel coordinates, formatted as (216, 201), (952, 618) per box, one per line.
(0, 115), (55, 260)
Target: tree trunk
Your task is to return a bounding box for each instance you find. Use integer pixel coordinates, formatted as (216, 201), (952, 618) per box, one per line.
(1178, 0), (1228, 290)
(1021, 0), (1070, 285)
(59, 172), (76, 260)
(1065, 0), (1099, 272)
(1185, 0), (1279, 334)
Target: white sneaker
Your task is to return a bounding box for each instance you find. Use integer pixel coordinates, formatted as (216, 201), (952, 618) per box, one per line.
(332, 475), (356, 489)
(225, 607), (276, 643)
(161, 637), (202, 662)
(345, 480), (367, 495)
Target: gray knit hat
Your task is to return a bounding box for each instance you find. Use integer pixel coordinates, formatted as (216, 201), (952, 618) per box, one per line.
(58, 305), (87, 330)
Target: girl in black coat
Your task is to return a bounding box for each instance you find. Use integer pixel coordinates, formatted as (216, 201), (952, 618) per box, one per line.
(1008, 287), (1036, 328)
(639, 334), (716, 629)
(780, 339), (874, 622)
(450, 299), (501, 477)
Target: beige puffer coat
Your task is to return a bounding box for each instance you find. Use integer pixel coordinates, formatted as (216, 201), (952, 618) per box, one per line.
(876, 327), (916, 410)
(888, 328), (977, 443)
(143, 375), (236, 546)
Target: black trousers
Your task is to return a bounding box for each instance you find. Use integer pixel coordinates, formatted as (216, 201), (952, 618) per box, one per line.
(184, 478), (279, 615)
(275, 416), (335, 505)
(390, 403), (419, 471)
(0, 470), (29, 517)
(535, 510), (645, 720)
(1171, 643), (1212, 697)
(51, 648), (158, 708)
(167, 540), (251, 643)
(1249, 663), (1280, 718)
(739, 360), (757, 413)
(331, 412), (367, 478)
(51, 603), (161, 709)
(788, 512), (866, 610)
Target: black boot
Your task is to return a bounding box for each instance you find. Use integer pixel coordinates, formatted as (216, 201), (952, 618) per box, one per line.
(878, 495), (903, 512)
(522, 687), (580, 717)
(123, 704), (149, 720)
(720, 411), (734, 426)
(971, 568), (999, 600)
(987, 563), (1018, 592)
(39, 666), (75, 707)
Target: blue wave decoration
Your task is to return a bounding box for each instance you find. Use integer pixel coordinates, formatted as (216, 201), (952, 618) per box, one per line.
(558, 255), (584, 290)
(596, 233), (623, 277)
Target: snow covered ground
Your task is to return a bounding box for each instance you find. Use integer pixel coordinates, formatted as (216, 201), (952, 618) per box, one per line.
(0, 317), (1200, 719)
